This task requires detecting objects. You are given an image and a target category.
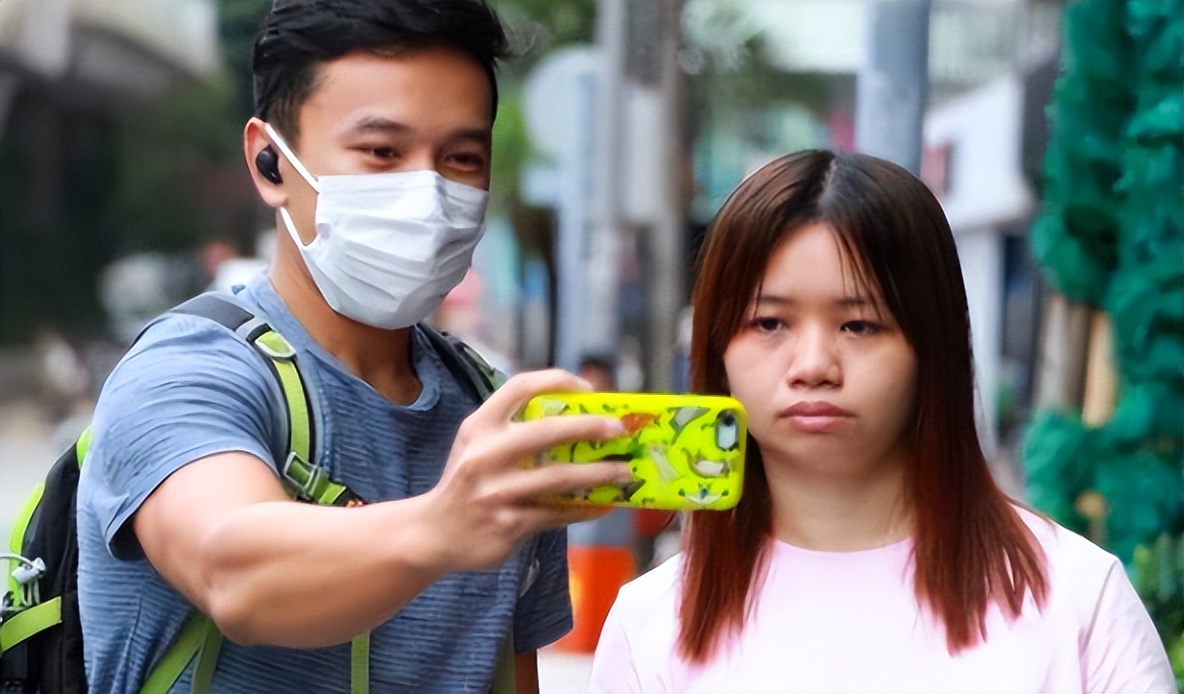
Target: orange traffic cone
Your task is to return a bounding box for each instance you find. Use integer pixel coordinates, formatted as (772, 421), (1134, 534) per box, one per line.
(555, 543), (635, 653)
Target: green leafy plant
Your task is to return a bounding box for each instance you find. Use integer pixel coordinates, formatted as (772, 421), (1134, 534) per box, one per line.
(1023, 1), (1183, 687)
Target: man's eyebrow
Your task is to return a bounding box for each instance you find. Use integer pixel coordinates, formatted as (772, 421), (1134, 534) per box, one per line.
(345, 116), (490, 145)
(346, 116), (409, 134)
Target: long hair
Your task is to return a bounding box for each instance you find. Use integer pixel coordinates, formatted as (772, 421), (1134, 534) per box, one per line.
(679, 149), (1047, 661)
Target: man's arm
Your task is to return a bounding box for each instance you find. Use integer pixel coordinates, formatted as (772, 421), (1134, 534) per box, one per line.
(134, 369), (631, 647)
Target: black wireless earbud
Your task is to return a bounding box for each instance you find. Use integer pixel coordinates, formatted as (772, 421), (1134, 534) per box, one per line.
(255, 146), (283, 184)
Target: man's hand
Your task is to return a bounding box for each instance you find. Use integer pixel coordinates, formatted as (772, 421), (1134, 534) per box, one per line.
(422, 368), (633, 572)
(133, 368), (632, 646)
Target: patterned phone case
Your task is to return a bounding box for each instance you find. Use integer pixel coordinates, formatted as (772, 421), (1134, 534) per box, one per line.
(520, 392), (747, 511)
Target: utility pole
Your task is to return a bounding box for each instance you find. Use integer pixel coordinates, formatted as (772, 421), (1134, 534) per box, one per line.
(585, 0), (628, 360)
(646, 0), (686, 393)
(854, 0), (932, 174)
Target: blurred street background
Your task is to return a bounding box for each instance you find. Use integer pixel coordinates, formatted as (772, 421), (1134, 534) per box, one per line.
(0, 0), (1180, 688)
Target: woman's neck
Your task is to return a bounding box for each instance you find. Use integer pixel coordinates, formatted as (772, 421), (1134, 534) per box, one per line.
(764, 456), (913, 552)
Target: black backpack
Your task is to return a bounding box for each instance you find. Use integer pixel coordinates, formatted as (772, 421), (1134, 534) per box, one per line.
(0, 292), (502, 694)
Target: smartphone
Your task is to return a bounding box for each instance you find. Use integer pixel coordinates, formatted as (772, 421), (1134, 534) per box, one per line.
(520, 392), (747, 511)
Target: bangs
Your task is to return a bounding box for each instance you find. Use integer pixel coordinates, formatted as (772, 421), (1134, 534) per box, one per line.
(833, 231), (894, 322)
(754, 223), (897, 325)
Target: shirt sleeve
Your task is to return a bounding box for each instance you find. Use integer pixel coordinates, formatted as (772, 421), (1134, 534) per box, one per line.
(1081, 558), (1176, 693)
(79, 313), (285, 560)
(512, 528), (573, 651)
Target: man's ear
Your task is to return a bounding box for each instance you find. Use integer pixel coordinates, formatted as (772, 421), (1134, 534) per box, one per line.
(244, 117), (287, 207)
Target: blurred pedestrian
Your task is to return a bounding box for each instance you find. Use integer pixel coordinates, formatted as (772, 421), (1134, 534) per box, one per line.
(589, 150), (1174, 691)
(76, 2), (631, 692)
(578, 354), (617, 392)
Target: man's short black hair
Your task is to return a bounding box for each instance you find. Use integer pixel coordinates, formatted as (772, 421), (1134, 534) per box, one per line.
(253, 0), (510, 136)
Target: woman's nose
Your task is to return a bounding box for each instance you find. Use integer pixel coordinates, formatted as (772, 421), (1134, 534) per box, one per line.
(785, 325), (840, 388)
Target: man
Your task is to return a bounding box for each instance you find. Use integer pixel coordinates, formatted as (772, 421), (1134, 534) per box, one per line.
(76, 1), (631, 691)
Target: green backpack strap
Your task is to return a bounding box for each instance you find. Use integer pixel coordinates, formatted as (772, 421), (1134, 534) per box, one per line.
(167, 294), (361, 507)
(138, 294), (367, 694)
(0, 597), (61, 654)
(139, 613), (218, 694)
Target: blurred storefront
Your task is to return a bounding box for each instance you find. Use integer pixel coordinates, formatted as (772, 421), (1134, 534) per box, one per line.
(0, 0), (219, 395)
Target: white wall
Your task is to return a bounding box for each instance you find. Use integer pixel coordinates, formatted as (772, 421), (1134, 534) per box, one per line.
(923, 75), (1034, 460)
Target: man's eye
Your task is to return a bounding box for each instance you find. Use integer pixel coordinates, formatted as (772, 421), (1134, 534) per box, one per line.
(360, 147), (398, 159)
(447, 152), (487, 170)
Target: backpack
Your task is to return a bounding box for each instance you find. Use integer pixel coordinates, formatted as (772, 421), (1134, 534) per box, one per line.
(1, 291), (504, 694)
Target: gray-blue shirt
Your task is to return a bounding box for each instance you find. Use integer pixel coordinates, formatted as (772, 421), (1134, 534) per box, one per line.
(76, 276), (570, 693)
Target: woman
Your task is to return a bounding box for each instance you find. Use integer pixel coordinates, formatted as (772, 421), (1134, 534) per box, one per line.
(588, 150), (1173, 692)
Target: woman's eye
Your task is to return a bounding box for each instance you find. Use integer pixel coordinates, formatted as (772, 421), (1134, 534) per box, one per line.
(750, 317), (783, 333)
(842, 320), (880, 336)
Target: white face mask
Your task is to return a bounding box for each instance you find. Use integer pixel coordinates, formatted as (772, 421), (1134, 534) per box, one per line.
(265, 123), (488, 329)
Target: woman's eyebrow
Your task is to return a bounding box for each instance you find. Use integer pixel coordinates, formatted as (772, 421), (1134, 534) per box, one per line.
(753, 294), (878, 308)
(753, 294), (792, 307)
(836, 295), (877, 308)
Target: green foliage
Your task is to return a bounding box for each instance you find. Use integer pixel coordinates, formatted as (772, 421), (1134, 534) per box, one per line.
(492, 0), (597, 72)
(108, 71), (244, 254)
(0, 114), (122, 342)
(1029, 0), (1131, 305)
(490, 85), (529, 217)
(1023, 412), (1095, 535)
(1023, 0), (1183, 672)
(1131, 534), (1184, 688)
(217, 0), (273, 121)
(104, 0), (270, 258)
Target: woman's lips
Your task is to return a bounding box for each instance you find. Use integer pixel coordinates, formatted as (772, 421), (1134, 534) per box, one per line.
(781, 401), (855, 433)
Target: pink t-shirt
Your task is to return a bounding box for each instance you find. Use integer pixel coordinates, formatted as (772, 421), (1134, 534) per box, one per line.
(590, 509), (1175, 692)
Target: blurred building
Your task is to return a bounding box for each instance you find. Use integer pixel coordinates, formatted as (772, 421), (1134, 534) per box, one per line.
(0, 0), (219, 395)
(0, 1), (217, 113)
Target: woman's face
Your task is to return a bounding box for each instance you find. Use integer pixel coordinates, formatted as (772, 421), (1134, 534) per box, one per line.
(722, 223), (918, 481)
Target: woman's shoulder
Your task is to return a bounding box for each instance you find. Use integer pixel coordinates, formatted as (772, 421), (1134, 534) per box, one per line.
(591, 552), (685, 687)
(1012, 505), (1126, 590)
(612, 553), (684, 621)
(1014, 506), (1117, 560)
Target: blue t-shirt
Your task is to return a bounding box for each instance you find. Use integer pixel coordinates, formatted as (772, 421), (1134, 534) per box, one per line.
(76, 276), (571, 693)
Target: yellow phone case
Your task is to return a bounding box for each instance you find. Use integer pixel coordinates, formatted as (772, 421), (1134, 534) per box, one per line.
(520, 392), (747, 511)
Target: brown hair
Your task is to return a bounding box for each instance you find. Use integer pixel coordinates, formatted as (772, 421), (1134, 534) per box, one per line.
(679, 149), (1047, 661)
